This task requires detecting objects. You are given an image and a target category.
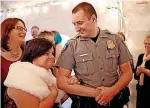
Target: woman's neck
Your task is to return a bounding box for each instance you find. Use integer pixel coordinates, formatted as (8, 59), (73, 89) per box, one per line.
(146, 52), (150, 56)
(1, 43), (22, 61)
(8, 43), (22, 59)
(8, 42), (21, 52)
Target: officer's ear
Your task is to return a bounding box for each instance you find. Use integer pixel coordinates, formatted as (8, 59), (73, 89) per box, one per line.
(91, 14), (96, 22)
(93, 18), (95, 21)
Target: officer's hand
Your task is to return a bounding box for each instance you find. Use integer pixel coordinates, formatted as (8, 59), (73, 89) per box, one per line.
(67, 76), (80, 85)
(95, 86), (117, 105)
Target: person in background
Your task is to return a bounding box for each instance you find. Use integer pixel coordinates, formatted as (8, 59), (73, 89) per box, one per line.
(52, 31), (63, 61)
(117, 32), (126, 42)
(1, 18), (27, 107)
(24, 26), (39, 49)
(134, 35), (150, 108)
(56, 2), (133, 108)
(117, 32), (134, 70)
(31, 26), (39, 39)
(38, 30), (62, 77)
(38, 30), (62, 62)
(116, 32), (132, 108)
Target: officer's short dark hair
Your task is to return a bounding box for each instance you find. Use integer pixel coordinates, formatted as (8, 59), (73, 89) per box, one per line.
(72, 2), (97, 20)
(21, 38), (54, 63)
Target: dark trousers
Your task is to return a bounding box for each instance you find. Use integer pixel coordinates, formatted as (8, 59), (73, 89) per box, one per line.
(53, 103), (60, 108)
(69, 90), (127, 108)
(136, 84), (150, 108)
(70, 96), (124, 108)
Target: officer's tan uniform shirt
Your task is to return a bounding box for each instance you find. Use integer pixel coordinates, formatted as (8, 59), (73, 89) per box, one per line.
(56, 30), (132, 88)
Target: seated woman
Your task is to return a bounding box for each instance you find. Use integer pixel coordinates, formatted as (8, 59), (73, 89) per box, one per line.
(4, 38), (66, 108)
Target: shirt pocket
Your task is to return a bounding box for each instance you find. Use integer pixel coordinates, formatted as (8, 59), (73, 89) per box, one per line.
(75, 53), (95, 76)
(105, 50), (119, 72)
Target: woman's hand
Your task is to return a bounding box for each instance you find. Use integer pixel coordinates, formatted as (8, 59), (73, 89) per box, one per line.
(67, 76), (80, 85)
(48, 85), (58, 97)
(39, 85), (58, 108)
(136, 66), (147, 75)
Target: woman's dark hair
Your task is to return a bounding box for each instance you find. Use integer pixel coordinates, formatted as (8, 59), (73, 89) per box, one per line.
(21, 38), (54, 63)
(1, 18), (26, 51)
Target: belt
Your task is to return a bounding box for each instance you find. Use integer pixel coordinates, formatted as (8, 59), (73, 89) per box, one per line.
(69, 89), (127, 108)
(53, 102), (60, 108)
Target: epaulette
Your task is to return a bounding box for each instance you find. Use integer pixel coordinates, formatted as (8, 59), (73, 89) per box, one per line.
(103, 29), (115, 35)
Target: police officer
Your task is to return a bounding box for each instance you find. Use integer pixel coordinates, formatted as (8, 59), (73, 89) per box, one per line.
(56, 2), (133, 108)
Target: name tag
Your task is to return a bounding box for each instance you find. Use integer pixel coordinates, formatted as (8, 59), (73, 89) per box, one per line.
(79, 53), (88, 57)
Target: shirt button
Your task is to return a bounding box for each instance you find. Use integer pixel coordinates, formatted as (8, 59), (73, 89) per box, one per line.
(95, 44), (98, 47)
(98, 56), (101, 59)
(102, 79), (105, 81)
(100, 68), (103, 70)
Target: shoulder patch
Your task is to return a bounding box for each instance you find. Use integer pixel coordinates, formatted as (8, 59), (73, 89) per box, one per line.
(103, 29), (115, 35)
(61, 43), (69, 53)
(107, 39), (115, 49)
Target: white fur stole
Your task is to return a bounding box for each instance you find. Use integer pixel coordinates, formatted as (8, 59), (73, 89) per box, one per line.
(4, 61), (65, 102)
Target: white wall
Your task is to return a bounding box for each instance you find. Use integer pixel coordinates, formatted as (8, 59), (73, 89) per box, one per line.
(123, 1), (150, 62)
(123, 2), (150, 108)
(3, 0), (120, 41)
(2, 1), (150, 108)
